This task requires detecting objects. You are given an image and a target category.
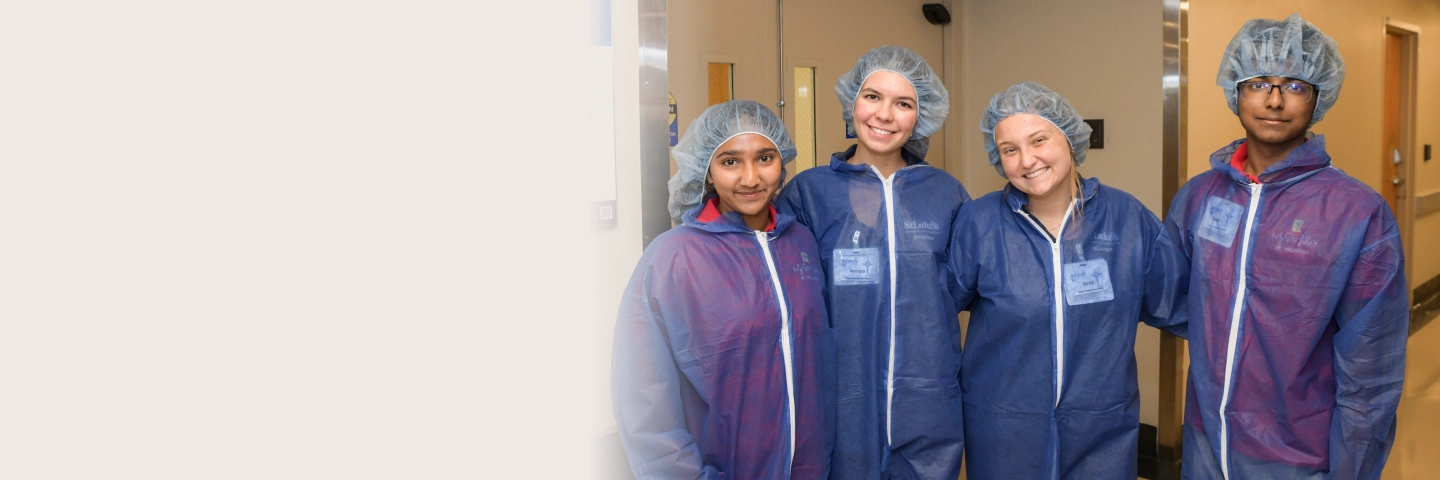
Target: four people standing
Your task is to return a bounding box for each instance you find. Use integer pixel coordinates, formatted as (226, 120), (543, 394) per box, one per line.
(614, 13), (1408, 479)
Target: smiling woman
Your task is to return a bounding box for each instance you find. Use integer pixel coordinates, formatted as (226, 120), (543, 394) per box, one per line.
(993, 112), (1080, 236)
(850, 70), (920, 177)
(707, 133), (783, 231)
(949, 81), (1190, 479)
(668, 101), (795, 225)
(614, 100), (837, 479)
(776, 45), (969, 480)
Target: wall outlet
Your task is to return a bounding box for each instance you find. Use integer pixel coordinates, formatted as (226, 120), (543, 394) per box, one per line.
(1083, 119), (1104, 149)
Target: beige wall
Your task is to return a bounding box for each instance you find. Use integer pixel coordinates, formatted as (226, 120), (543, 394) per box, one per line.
(667, 0), (779, 156)
(956, 0), (1166, 210)
(1188, 1), (1440, 290)
(956, 0), (1168, 427)
(667, 0), (949, 174)
(778, 0), (948, 169)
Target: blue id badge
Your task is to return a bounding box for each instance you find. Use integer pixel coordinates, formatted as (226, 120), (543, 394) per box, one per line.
(1063, 259), (1114, 306)
(1198, 196), (1244, 248)
(832, 248), (881, 285)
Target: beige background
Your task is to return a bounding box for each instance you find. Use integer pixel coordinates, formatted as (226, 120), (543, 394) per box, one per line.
(6, 0), (605, 477)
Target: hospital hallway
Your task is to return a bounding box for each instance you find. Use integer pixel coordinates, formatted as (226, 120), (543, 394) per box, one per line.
(588, 0), (1440, 478)
(1382, 312), (1440, 479)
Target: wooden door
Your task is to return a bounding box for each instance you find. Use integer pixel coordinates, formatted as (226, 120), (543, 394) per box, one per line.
(1382, 32), (1401, 215)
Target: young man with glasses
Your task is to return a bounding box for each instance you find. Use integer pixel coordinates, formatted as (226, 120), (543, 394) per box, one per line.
(1163, 14), (1408, 479)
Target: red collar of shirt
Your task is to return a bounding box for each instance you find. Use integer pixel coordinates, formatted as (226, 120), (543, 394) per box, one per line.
(697, 197), (776, 232)
(1230, 142), (1260, 183)
(1231, 138), (1309, 183)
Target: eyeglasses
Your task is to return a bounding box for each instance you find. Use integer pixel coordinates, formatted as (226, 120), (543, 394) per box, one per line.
(1237, 81), (1316, 103)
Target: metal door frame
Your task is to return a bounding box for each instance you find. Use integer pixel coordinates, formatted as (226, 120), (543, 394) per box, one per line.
(1158, 0), (1188, 477)
(638, 0), (669, 247)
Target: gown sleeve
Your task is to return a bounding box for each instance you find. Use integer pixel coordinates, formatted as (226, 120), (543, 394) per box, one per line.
(1326, 214), (1407, 480)
(611, 254), (710, 480)
(776, 176), (810, 227)
(1139, 208), (1190, 339)
(947, 202), (981, 313)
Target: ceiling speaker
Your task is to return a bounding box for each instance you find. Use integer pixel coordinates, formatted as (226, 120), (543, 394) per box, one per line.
(923, 4), (951, 25)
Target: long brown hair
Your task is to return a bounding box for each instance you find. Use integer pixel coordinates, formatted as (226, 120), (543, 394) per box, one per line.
(1063, 165), (1084, 241)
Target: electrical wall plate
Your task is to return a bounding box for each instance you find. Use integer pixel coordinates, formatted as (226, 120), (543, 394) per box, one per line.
(593, 200), (618, 229)
(1084, 119), (1104, 149)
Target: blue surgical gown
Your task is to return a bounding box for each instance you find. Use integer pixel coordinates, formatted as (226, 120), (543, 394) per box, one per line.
(775, 145), (969, 480)
(611, 200), (836, 480)
(947, 177), (1189, 479)
(1167, 136), (1407, 480)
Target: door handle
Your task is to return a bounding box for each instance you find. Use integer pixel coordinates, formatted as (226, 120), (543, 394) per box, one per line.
(1393, 176), (1403, 186)
(1394, 149), (1403, 165)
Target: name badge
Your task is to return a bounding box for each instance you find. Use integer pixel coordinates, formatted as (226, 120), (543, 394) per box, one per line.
(1198, 196), (1244, 248)
(832, 248), (881, 285)
(1063, 259), (1114, 306)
